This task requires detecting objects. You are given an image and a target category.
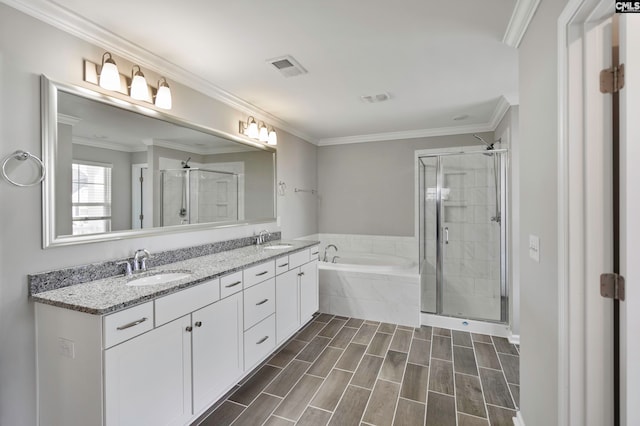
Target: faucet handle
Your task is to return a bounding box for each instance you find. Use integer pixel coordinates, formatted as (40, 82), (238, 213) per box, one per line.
(116, 261), (133, 277)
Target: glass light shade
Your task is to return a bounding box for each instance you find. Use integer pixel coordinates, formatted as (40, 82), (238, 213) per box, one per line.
(130, 74), (148, 100)
(259, 123), (269, 142)
(99, 61), (120, 91)
(247, 120), (259, 139)
(268, 129), (278, 145)
(155, 83), (172, 110)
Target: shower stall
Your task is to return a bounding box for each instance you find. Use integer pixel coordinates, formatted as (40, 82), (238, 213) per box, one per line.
(160, 168), (239, 226)
(418, 149), (507, 323)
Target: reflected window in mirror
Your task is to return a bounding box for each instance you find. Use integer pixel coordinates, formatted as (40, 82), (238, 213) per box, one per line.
(71, 161), (112, 235)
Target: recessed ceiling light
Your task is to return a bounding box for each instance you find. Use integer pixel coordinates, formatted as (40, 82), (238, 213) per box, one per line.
(453, 114), (469, 121)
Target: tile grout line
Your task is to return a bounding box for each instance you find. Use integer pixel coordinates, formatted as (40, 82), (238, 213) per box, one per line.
(389, 327), (420, 426)
(450, 329), (460, 426)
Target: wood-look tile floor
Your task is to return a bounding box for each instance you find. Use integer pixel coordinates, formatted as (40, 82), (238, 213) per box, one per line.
(194, 314), (520, 426)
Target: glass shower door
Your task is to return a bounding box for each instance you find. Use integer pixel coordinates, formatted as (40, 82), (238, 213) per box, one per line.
(440, 153), (503, 322)
(419, 156), (438, 313)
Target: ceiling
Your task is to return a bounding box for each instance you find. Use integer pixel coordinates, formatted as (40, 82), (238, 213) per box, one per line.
(24, 0), (521, 144)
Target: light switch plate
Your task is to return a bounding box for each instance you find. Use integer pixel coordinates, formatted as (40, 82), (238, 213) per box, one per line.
(529, 235), (540, 262)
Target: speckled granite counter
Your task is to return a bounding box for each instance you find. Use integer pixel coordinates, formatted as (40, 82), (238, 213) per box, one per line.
(31, 240), (319, 315)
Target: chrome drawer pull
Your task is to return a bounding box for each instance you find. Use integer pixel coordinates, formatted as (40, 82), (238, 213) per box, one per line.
(311, 251), (319, 255)
(278, 262), (289, 268)
(225, 281), (242, 288)
(256, 270), (269, 276)
(195, 321), (203, 327)
(297, 272), (305, 277)
(116, 317), (147, 330)
(256, 336), (269, 345)
(256, 298), (269, 306)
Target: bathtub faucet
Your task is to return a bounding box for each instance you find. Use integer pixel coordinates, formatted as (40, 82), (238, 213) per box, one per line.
(331, 256), (340, 264)
(323, 244), (338, 262)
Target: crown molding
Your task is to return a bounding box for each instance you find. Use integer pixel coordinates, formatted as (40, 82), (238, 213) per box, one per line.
(317, 96), (513, 146)
(502, 0), (541, 48)
(488, 95), (512, 129)
(1, 0), (317, 144)
(57, 113), (81, 126)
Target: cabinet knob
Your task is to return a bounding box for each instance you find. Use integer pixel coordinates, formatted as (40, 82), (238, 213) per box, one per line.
(186, 326), (193, 332)
(195, 321), (203, 327)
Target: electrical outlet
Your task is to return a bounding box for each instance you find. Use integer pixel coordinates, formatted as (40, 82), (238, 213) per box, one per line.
(529, 235), (540, 262)
(58, 337), (75, 359)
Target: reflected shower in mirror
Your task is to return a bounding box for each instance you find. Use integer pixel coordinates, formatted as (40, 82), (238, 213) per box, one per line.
(43, 76), (276, 247)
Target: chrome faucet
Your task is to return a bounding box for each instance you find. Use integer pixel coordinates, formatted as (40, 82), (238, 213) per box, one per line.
(256, 230), (271, 245)
(323, 244), (338, 262)
(331, 255), (340, 264)
(133, 249), (151, 272)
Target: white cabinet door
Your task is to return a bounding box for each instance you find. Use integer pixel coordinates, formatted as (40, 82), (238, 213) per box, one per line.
(192, 293), (244, 414)
(276, 268), (299, 344)
(300, 260), (319, 322)
(104, 316), (192, 426)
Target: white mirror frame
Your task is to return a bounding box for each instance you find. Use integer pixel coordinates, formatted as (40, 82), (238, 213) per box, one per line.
(41, 75), (277, 248)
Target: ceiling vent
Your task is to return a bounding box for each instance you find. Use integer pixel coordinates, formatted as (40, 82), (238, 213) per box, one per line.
(360, 92), (391, 103)
(267, 55), (308, 78)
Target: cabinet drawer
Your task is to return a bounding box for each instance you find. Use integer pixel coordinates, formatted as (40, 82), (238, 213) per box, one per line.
(289, 249), (310, 269)
(103, 302), (154, 348)
(244, 314), (276, 369)
(220, 271), (243, 299)
(243, 260), (275, 289)
(309, 245), (320, 260)
(243, 278), (275, 330)
(275, 255), (290, 275)
(155, 279), (220, 327)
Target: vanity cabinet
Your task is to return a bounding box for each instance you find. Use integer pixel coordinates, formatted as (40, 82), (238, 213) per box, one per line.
(275, 247), (320, 345)
(192, 292), (243, 413)
(35, 244), (319, 426)
(104, 315), (192, 426)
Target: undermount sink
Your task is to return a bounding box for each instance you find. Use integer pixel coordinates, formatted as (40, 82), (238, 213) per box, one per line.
(126, 270), (192, 286)
(263, 244), (293, 250)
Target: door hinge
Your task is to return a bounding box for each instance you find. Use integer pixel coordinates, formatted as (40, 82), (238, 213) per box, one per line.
(139, 176), (144, 183)
(139, 214), (144, 220)
(600, 64), (625, 94)
(600, 273), (625, 301)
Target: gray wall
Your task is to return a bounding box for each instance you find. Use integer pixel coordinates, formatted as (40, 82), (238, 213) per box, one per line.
(518, 0), (567, 424)
(317, 133), (493, 236)
(72, 144), (133, 232)
(0, 5), (317, 425)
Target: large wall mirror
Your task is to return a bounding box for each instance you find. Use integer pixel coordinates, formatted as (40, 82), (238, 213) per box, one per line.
(41, 76), (276, 248)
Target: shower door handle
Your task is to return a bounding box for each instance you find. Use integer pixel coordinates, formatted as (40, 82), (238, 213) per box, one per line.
(444, 227), (449, 244)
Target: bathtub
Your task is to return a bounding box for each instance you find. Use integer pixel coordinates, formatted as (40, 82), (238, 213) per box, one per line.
(318, 252), (420, 326)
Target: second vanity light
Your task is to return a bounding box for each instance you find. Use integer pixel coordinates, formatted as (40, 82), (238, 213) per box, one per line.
(239, 116), (278, 145)
(90, 51), (173, 110)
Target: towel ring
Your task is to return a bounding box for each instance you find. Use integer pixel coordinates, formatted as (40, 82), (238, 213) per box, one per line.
(1, 150), (46, 187)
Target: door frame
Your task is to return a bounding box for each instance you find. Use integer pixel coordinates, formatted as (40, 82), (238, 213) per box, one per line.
(557, 1), (629, 425)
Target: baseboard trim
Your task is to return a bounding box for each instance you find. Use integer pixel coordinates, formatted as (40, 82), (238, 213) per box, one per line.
(508, 334), (520, 345)
(512, 411), (525, 426)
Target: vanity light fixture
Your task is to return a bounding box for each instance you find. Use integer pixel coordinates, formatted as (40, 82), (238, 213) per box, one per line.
(98, 52), (121, 91)
(154, 78), (172, 110)
(129, 65), (148, 100)
(268, 127), (278, 145)
(85, 55), (172, 110)
(258, 122), (269, 142)
(239, 117), (277, 145)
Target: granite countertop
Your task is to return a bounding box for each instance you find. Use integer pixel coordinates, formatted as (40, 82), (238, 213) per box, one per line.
(31, 240), (319, 315)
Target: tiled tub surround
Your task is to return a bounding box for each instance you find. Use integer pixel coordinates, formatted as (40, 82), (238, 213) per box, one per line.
(299, 233), (418, 261)
(34, 240), (320, 426)
(299, 234), (420, 327)
(29, 232), (280, 296)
